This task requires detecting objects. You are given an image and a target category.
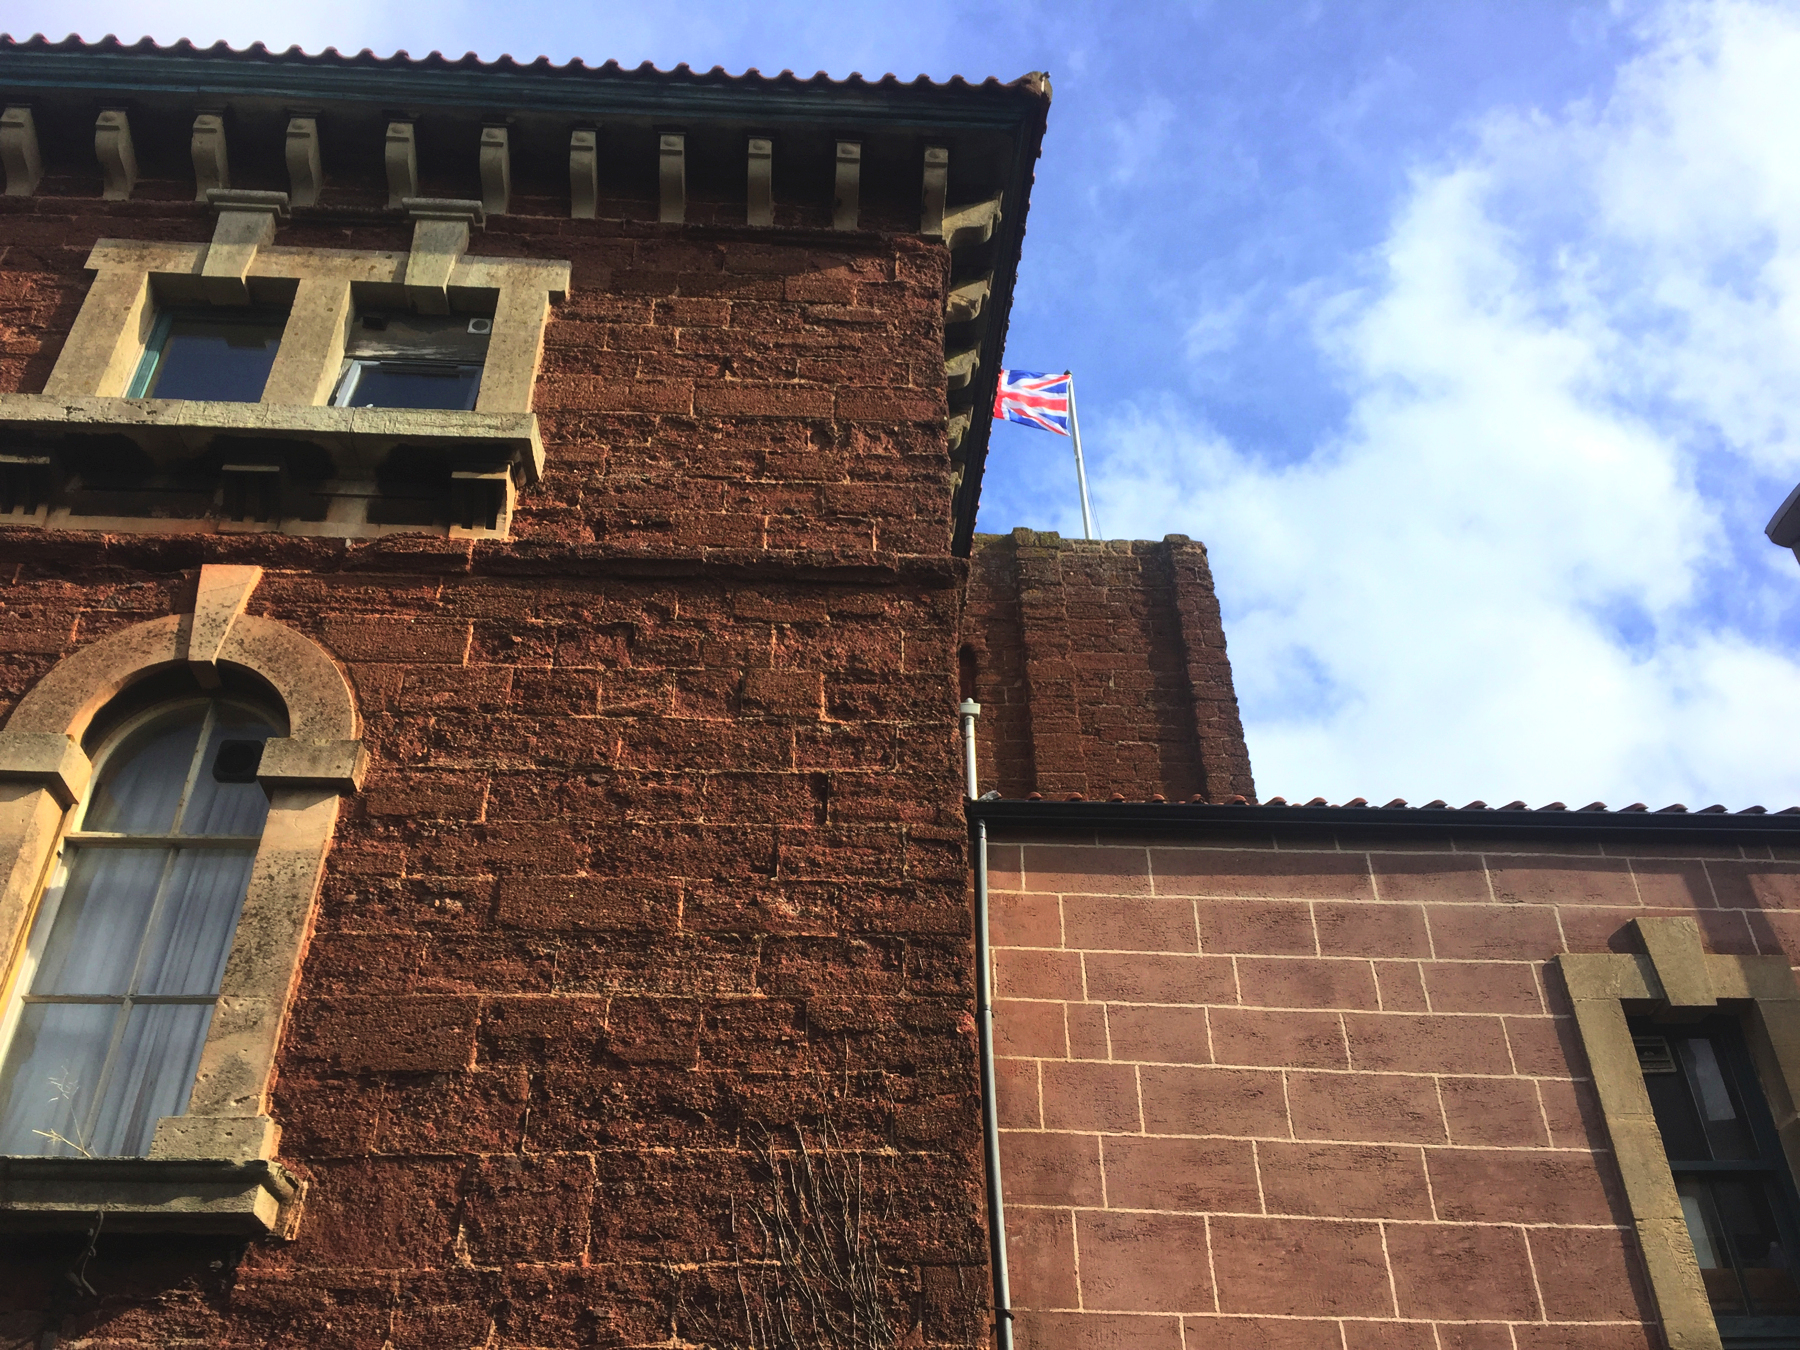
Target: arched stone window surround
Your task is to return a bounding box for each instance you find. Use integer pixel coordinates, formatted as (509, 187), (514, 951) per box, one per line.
(0, 565), (363, 1234)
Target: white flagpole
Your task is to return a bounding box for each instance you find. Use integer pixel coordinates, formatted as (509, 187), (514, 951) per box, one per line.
(1066, 370), (1096, 540)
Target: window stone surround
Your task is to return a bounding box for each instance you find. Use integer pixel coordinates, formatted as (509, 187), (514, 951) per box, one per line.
(1557, 919), (1800, 1350)
(0, 197), (570, 540)
(0, 564), (362, 1235)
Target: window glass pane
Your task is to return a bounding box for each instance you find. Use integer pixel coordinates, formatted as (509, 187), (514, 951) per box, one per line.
(1682, 1184), (1724, 1268)
(1681, 1178), (1751, 1314)
(179, 710), (277, 836)
(86, 1003), (212, 1158)
(1679, 1037), (1758, 1160)
(1644, 1056), (1712, 1161)
(31, 848), (169, 994)
(0, 1002), (117, 1155)
(137, 850), (256, 995)
(145, 314), (285, 402)
(346, 312), (490, 362)
(84, 709), (206, 834)
(343, 363), (482, 411)
(1712, 1178), (1800, 1315)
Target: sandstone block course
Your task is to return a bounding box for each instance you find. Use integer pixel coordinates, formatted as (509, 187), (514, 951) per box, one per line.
(994, 831), (1669, 1348)
(0, 179), (993, 1341)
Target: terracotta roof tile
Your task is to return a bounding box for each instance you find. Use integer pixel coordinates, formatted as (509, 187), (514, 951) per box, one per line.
(979, 792), (1798, 814)
(0, 32), (1052, 99)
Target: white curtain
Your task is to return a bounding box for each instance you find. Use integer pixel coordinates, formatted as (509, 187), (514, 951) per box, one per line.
(0, 700), (272, 1157)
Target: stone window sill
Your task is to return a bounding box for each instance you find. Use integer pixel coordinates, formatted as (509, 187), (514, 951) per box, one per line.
(0, 1156), (301, 1235)
(0, 393), (541, 539)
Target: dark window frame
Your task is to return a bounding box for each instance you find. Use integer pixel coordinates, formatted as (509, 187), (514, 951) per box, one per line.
(1633, 1014), (1800, 1348)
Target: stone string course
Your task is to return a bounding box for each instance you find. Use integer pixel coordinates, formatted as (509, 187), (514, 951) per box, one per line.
(987, 831), (1800, 1350)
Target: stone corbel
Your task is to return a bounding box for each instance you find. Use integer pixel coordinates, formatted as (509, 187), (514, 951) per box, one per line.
(659, 133), (685, 224)
(191, 113), (230, 201)
(942, 194), (1003, 251)
(385, 121), (418, 208)
(1, 106), (42, 197)
(570, 129), (599, 219)
(403, 197), (484, 315)
(95, 109), (137, 201)
(947, 411), (972, 453)
(449, 467), (514, 539)
(257, 737), (368, 793)
(480, 125), (510, 217)
(747, 137), (773, 227)
(0, 733), (91, 809)
(202, 190), (289, 305)
(921, 145), (948, 237)
(285, 116), (322, 207)
(945, 348), (980, 390)
(833, 140), (861, 231)
(947, 277), (991, 323)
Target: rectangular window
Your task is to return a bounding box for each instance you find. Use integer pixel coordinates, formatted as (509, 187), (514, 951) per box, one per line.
(1633, 1017), (1800, 1345)
(331, 312), (489, 411)
(127, 309), (289, 402)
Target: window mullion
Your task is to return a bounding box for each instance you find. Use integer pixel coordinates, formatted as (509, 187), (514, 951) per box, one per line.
(73, 996), (133, 1154)
(120, 846), (182, 1000)
(81, 699), (231, 1152)
(168, 703), (218, 833)
(71, 832), (186, 1152)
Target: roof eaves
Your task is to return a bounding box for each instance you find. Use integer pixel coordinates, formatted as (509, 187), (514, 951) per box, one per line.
(966, 795), (1800, 843)
(0, 35), (1052, 129)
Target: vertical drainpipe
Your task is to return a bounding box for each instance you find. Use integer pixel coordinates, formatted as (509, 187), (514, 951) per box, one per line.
(960, 698), (1014, 1350)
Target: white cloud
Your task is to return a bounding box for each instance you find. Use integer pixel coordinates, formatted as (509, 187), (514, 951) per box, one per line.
(1090, 0), (1800, 808)
(1103, 94), (1178, 187)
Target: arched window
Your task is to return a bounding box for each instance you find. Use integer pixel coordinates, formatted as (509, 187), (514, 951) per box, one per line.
(0, 687), (282, 1157)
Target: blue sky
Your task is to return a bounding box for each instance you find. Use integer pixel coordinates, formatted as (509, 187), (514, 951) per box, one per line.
(17, 0), (1800, 808)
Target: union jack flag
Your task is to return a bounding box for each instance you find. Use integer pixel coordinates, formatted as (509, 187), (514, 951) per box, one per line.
(993, 369), (1071, 435)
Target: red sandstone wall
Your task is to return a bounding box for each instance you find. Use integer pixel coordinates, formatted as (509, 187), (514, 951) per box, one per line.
(0, 195), (957, 556)
(0, 180), (989, 1347)
(962, 531), (1254, 804)
(986, 829), (1800, 1349)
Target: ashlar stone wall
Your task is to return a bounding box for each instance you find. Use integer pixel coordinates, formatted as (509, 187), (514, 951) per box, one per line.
(0, 173), (986, 1347)
(986, 824), (1800, 1350)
